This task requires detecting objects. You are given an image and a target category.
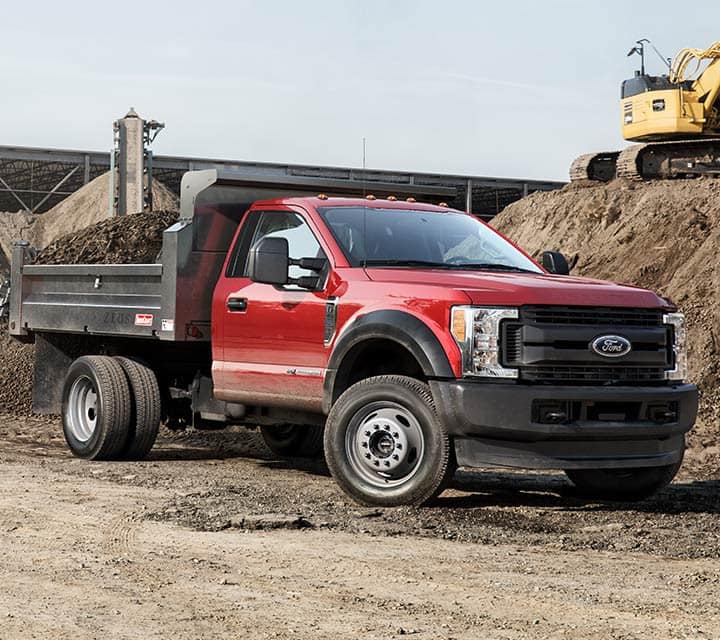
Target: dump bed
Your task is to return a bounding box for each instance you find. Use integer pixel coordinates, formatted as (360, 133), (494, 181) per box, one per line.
(9, 169), (454, 342)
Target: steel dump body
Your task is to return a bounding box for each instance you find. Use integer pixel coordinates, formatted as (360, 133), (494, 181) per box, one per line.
(9, 169), (454, 342)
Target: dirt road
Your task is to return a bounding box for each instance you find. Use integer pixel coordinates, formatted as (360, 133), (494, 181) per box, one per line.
(1, 415), (719, 639)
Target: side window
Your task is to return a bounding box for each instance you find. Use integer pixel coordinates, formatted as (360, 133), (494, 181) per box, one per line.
(226, 211), (262, 278)
(245, 212), (325, 280)
(229, 211), (326, 284)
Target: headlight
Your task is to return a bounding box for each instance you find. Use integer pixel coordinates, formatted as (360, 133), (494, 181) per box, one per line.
(664, 312), (688, 381)
(450, 306), (519, 378)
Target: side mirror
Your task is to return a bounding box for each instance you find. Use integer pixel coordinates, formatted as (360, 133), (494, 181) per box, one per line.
(248, 237), (289, 286)
(542, 250), (570, 275)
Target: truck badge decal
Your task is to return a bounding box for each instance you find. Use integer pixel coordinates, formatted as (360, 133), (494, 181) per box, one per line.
(591, 335), (632, 358)
(134, 313), (154, 328)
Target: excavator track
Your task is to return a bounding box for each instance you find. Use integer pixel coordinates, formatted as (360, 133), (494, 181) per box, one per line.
(616, 144), (645, 180)
(571, 139), (720, 182)
(618, 139), (720, 180)
(569, 152), (619, 182)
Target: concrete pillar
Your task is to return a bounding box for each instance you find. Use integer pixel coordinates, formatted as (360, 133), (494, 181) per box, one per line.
(116, 108), (145, 216)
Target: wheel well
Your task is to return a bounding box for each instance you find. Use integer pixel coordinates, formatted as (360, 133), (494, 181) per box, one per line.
(332, 338), (425, 403)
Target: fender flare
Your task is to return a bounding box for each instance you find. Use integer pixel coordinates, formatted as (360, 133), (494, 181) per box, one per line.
(323, 309), (454, 413)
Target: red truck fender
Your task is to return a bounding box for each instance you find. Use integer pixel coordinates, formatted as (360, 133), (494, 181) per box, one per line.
(322, 309), (457, 414)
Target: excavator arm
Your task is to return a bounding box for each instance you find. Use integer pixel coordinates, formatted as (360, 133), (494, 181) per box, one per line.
(671, 42), (720, 130)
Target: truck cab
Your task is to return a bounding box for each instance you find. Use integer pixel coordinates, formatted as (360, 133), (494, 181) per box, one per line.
(211, 194), (697, 506)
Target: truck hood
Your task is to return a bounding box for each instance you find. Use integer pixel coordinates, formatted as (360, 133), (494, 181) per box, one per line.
(364, 268), (671, 308)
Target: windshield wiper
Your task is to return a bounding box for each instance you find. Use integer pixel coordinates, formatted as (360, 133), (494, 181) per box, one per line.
(451, 263), (541, 274)
(363, 259), (452, 268)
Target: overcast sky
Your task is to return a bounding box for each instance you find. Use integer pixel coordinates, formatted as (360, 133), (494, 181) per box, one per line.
(2, 1), (719, 181)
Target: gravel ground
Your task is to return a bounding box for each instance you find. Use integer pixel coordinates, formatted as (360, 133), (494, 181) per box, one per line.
(2, 415), (720, 639)
(3, 415), (719, 560)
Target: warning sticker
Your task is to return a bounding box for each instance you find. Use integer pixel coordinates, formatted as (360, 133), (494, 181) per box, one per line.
(161, 319), (175, 332)
(134, 313), (154, 328)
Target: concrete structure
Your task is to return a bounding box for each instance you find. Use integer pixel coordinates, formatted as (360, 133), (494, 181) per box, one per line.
(0, 144), (564, 220)
(114, 109), (145, 216)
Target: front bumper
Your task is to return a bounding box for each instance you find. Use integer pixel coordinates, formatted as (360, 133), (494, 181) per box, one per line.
(430, 380), (698, 470)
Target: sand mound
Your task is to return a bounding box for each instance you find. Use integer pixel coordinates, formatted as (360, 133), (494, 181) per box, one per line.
(0, 172), (178, 266)
(492, 177), (720, 477)
(32, 172), (178, 250)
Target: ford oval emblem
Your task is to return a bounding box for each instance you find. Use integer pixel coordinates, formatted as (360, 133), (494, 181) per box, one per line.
(591, 335), (632, 358)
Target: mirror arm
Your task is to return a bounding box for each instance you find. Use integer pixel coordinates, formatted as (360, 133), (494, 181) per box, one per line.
(290, 257), (327, 272)
(287, 275), (321, 290)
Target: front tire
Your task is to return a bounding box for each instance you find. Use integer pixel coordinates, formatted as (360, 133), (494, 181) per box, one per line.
(62, 356), (131, 460)
(565, 460), (682, 502)
(324, 375), (455, 507)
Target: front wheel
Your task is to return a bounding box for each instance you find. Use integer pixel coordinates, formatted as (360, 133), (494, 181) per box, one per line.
(565, 460), (682, 502)
(324, 375), (455, 506)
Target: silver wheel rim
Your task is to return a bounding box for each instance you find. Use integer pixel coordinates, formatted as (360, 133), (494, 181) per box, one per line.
(65, 375), (99, 443)
(345, 402), (425, 488)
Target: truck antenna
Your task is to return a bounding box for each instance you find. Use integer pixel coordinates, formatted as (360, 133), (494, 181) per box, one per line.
(362, 137), (368, 269)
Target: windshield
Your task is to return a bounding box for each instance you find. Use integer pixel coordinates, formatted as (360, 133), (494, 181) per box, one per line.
(318, 206), (542, 273)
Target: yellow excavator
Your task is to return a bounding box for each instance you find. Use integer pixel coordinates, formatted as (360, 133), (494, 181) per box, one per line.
(570, 39), (720, 181)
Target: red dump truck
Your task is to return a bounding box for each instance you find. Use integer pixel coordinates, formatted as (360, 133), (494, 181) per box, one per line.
(8, 169), (697, 506)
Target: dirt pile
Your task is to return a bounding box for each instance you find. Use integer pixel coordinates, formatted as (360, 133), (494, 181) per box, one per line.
(0, 172), (178, 267)
(492, 177), (720, 474)
(0, 323), (34, 415)
(36, 209), (178, 265)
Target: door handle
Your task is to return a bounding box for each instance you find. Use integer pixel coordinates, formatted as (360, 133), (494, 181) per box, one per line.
(227, 297), (248, 312)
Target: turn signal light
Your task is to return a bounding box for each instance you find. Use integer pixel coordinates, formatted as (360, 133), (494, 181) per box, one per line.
(451, 308), (467, 343)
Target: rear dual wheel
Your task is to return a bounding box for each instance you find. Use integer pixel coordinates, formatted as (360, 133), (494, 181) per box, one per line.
(62, 356), (161, 461)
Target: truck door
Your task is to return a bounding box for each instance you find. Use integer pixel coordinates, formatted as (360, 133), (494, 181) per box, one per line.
(213, 208), (332, 412)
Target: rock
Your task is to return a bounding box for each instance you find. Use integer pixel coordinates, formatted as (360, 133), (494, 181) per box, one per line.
(228, 513), (313, 530)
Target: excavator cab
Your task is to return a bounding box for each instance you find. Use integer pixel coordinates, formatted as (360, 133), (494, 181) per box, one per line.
(621, 74), (698, 142)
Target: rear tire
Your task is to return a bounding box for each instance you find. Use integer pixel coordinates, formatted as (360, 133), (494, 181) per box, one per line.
(114, 357), (162, 460)
(324, 375), (455, 507)
(565, 460), (682, 502)
(260, 424), (324, 458)
(62, 356), (131, 460)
